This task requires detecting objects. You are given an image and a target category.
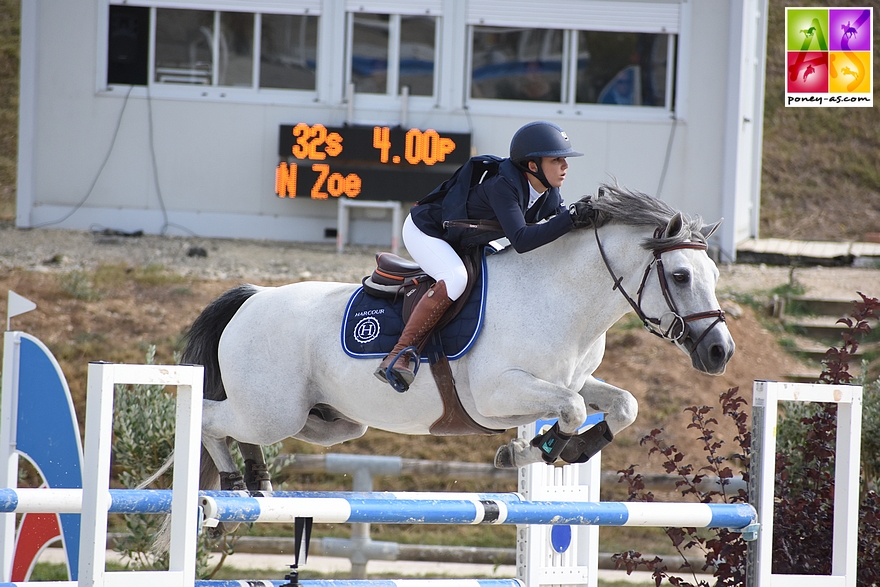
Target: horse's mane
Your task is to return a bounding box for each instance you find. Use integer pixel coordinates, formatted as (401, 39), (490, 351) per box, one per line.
(589, 182), (707, 251)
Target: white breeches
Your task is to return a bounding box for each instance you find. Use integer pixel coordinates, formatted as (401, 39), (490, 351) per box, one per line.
(402, 215), (468, 301)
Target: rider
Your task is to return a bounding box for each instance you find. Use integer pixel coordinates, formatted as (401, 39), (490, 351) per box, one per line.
(374, 120), (599, 389)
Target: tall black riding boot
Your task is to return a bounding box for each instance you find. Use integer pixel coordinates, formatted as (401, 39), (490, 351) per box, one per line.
(374, 280), (453, 391)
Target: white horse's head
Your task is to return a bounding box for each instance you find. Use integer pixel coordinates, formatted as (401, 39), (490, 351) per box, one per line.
(590, 185), (735, 375)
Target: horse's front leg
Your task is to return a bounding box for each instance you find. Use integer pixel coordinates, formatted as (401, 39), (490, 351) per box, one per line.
(553, 376), (639, 465)
(490, 374), (638, 469)
(577, 376), (638, 435)
(478, 370), (588, 469)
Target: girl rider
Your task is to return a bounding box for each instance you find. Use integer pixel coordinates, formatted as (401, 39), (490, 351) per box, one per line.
(375, 121), (596, 389)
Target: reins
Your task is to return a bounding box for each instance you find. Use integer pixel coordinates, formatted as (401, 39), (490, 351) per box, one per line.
(592, 224), (726, 354)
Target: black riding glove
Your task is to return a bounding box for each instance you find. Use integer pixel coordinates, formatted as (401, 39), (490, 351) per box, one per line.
(569, 195), (606, 229)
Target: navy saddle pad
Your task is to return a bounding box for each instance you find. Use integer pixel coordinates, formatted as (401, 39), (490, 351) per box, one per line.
(341, 254), (488, 361)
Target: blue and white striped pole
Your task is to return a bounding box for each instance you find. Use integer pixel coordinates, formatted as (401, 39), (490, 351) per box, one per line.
(0, 489), (519, 514)
(0, 488), (173, 514)
(200, 494), (756, 530)
(0, 488), (756, 531)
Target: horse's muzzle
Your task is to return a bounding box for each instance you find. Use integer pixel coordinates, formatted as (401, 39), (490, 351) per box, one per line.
(690, 327), (735, 375)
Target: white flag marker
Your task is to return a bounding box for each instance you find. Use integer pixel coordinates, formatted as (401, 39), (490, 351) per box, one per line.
(7, 291), (37, 331)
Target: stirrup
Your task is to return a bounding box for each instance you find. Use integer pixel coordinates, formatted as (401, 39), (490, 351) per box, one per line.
(384, 346), (420, 393)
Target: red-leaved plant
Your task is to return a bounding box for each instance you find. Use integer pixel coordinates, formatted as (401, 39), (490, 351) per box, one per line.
(613, 292), (880, 586)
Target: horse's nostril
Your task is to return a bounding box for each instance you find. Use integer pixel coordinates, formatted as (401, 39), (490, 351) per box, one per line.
(710, 344), (725, 364)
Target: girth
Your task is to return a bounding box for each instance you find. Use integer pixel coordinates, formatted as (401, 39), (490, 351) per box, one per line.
(363, 249), (504, 436)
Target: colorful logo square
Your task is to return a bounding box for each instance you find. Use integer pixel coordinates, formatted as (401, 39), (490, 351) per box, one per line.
(787, 51), (829, 93)
(787, 9), (829, 51)
(785, 7), (873, 107)
(829, 51), (871, 93)
(829, 9), (871, 51)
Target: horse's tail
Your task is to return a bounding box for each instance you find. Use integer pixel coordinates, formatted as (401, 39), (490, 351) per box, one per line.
(182, 283), (261, 401)
(151, 285), (261, 553)
(151, 445), (219, 554)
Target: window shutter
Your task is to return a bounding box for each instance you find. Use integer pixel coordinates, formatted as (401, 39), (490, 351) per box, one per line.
(345, 0), (443, 16)
(467, 0), (680, 34)
(122, 1), (322, 15)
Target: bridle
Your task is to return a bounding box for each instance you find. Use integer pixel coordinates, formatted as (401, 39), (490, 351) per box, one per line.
(593, 225), (727, 355)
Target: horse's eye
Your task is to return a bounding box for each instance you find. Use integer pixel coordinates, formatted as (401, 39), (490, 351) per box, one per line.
(672, 270), (690, 284)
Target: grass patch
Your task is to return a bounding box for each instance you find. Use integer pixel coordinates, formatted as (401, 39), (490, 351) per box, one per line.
(0, 0), (19, 221)
(29, 562), (70, 581)
(60, 264), (192, 302)
(59, 270), (105, 301)
(781, 297), (815, 318)
(134, 263), (189, 286)
(770, 280), (806, 299)
(94, 262), (189, 288)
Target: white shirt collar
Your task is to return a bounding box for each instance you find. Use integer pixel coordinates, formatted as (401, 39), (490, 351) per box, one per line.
(527, 181), (546, 209)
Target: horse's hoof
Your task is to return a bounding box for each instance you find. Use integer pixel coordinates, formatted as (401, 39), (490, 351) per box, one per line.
(206, 526), (224, 540)
(244, 460), (272, 492)
(494, 445), (516, 469)
(219, 471), (247, 491)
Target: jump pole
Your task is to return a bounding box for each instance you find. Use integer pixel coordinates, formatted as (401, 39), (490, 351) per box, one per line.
(0, 487), (756, 529)
(198, 495), (755, 528)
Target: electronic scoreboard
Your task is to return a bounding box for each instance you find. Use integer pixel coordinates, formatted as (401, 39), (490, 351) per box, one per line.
(275, 123), (472, 201)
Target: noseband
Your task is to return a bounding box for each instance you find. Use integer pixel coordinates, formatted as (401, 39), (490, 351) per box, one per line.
(593, 226), (726, 354)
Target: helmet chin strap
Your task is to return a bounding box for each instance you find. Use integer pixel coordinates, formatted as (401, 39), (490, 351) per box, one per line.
(524, 160), (552, 190)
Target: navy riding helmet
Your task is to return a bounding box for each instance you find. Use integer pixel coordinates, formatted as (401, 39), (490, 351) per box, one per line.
(509, 121), (584, 189)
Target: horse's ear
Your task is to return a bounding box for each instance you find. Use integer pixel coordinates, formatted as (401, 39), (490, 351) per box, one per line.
(665, 212), (684, 238)
(700, 218), (723, 240)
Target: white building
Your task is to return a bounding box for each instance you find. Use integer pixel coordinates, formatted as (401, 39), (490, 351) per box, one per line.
(17, 0), (768, 261)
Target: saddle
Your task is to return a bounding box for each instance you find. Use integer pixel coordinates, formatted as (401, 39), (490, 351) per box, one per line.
(363, 247), (505, 437)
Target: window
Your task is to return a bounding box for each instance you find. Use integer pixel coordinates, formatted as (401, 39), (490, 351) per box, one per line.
(155, 9), (214, 85)
(471, 27), (563, 101)
(260, 14), (319, 90)
(108, 5), (319, 92)
(154, 10), (254, 87)
(576, 32), (670, 106)
(399, 15), (436, 96)
(350, 13), (390, 94)
(107, 5), (149, 86)
(347, 12), (437, 97)
(218, 12), (254, 87)
(469, 25), (676, 109)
